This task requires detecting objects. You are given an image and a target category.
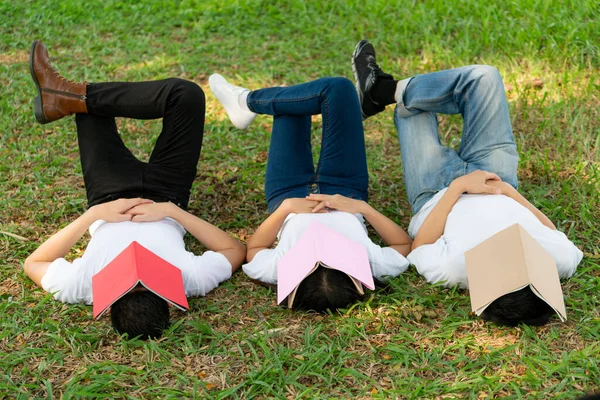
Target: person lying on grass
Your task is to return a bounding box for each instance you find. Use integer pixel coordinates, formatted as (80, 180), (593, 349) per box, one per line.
(24, 41), (245, 339)
(351, 40), (583, 326)
(209, 74), (412, 312)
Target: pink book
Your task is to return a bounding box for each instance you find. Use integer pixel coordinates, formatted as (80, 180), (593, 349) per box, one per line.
(277, 220), (375, 306)
(92, 241), (189, 319)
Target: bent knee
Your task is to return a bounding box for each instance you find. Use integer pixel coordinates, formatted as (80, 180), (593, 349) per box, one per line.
(324, 76), (356, 95)
(468, 65), (504, 88)
(166, 78), (206, 106)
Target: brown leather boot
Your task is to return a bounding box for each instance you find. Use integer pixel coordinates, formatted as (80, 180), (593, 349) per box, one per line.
(29, 40), (88, 124)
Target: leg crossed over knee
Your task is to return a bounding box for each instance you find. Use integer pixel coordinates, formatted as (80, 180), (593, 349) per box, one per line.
(166, 78), (205, 110)
(326, 76), (356, 96)
(467, 65), (504, 93)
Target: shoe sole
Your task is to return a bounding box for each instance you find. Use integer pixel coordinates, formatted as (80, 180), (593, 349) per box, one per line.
(29, 40), (50, 124)
(351, 40), (370, 120)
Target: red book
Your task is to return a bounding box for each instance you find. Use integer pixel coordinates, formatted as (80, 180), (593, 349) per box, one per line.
(92, 241), (189, 319)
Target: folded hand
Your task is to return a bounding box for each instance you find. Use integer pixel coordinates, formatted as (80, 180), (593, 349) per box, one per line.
(281, 198), (327, 214)
(451, 170), (503, 195)
(305, 193), (365, 214)
(127, 202), (175, 222)
(89, 198), (153, 222)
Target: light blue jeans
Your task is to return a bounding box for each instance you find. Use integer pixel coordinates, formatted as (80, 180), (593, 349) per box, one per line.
(394, 65), (519, 214)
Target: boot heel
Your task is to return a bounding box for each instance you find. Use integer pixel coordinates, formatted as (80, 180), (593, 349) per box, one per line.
(33, 96), (49, 124)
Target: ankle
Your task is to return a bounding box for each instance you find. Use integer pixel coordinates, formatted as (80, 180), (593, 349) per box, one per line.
(239, 90), (251, 112)
(370, 78), (398, 107)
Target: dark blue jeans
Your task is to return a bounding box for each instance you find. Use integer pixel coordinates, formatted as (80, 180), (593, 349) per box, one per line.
(247, 77), (369, 212)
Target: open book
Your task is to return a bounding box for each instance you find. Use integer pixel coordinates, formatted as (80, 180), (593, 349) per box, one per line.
(277, 220), (375, 307)
(465, 223), (567, 321)
(92, 241), (189, 319)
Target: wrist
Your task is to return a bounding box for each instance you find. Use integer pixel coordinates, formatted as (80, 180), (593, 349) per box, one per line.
(166, 202), (183, 220)
(500, 182), (516, 196)
(443, 183), (465, 208)
(278, 199), (293, 215)
(356, 200), (372, 215)
(85, 205), (102, 222)
(448, 180), (465, 196)
(77, 208), (100, 229)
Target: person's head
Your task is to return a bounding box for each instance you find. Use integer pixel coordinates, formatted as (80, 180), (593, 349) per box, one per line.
(290, 267), (364, 313)
(480, 287), (555, 326)
(110, 289), (170, 339)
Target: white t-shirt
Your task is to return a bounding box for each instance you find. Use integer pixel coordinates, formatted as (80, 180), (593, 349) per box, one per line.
(243, 211), (409, 284)
(41, 218), (233, 304)
(407, 189), (583, 288)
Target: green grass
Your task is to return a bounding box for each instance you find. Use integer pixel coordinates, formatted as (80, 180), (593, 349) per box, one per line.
(1, 0), (599, 398)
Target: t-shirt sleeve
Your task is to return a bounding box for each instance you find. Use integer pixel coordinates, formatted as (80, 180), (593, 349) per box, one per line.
(407, 237), (468, 288)
(539, 230), (584, 279)
(242, 248), (282, 285)
(40, 258), (93, 304)
(181, 251), (233, 297)
(368, 246), (410, 281)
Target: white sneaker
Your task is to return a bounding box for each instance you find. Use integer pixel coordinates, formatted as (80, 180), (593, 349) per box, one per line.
(208, 74), (256, 129)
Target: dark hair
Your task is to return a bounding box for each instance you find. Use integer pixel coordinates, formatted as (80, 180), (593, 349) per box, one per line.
(291, 268), (363, 313)
(480, 287), (555, 326)
(111, 291), (170, 339)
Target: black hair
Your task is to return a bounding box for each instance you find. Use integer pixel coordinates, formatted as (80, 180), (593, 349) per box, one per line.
(291, 268), (363, 313)
(480, 287), (555, 326)
(110, 291), (170, 339)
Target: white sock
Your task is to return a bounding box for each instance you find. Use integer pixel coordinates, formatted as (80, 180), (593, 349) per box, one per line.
(208, 74), (256, 129)
(395, 77), (412, 104)
(239, 90), (250, 112)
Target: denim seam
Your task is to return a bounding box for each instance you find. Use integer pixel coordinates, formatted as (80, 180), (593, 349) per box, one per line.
(249, 93), (322, 105)
(460, 88), (471, 156)
(468, 143), (515, 163)
(412, 91), (454, 106)
(314, 90), (328, 183)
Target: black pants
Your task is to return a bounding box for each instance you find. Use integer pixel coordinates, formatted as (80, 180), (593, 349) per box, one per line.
(76, 78), (205, 210)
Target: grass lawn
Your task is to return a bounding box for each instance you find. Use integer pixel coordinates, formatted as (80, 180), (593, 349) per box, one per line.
(1, 0), (599, 398)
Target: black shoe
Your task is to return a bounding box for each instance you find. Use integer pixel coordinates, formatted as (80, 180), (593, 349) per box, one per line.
(352, 40), (394, 119)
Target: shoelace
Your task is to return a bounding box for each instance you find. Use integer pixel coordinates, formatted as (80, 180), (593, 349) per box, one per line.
(367, 59), (385, 78)
(44, 65), (81, 86)
(222, 83), (247, 95)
